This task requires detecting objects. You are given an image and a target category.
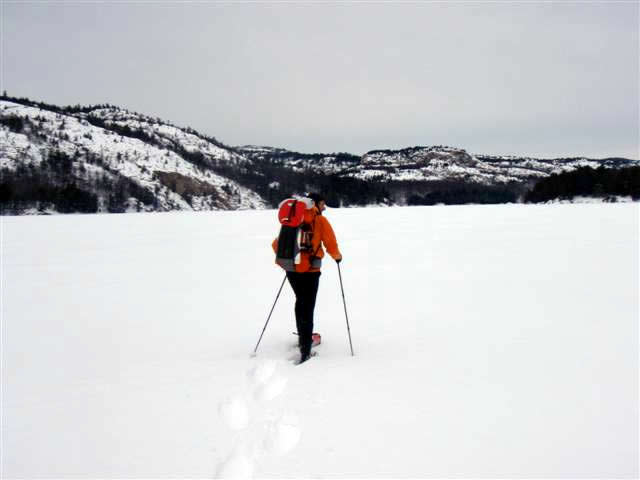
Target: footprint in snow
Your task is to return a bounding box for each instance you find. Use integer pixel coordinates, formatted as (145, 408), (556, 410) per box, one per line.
(263, 412), (301, 456)
(215, 360), (301, 479)
(254, 374), (288, 402)
(218, 396), (250, 431)
(215, 450), (253, 479)
(247, 359), (289, 401)
(247, 360), (277, 385)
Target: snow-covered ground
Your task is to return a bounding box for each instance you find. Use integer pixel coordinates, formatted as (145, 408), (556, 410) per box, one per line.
(2, 204), (638, 478)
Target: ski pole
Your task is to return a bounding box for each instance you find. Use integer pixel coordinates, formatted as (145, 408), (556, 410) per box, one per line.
(252, 274), (287, 355)
(337, 262), (355, 356)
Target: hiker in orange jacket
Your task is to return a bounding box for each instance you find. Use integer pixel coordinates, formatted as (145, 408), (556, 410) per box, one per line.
(271, 193), (342, 363)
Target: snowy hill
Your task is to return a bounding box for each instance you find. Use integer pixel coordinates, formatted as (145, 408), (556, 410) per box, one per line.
(1, 95), (638, 214)
(347, 145), (634, 184)
(0, 99), (266, 213)
(2, 204), (638, 477)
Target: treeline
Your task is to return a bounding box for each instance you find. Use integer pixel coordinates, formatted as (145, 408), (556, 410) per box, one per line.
(1, 92), (117, 116)
(407, 182), (518, 206)
(2, 93), (230, 150)
(525, 166), (640, 203)
(232, 148), (369, 207)
(85, 115), (159, 146)
(0, 149), (158, 214)
(0, 172), (99, 214)
(0, 114), (25, 133)
(315, 175), (390, 206)
(0, 157), (100, 214)
(209, 158), (390, 208)
(249, 150), (360, 166)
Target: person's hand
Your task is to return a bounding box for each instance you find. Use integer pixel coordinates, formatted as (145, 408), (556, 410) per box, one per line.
(335, 257), (342, 264)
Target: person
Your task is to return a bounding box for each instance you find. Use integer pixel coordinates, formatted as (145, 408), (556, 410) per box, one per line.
(272, 193), (342, 364)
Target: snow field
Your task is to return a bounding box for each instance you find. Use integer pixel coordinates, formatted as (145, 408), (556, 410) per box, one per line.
(1, 204), (638, 478)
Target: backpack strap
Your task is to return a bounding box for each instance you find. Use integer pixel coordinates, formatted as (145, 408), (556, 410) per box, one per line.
(285, 200), (298, 223)
(309, 216), (323, 266)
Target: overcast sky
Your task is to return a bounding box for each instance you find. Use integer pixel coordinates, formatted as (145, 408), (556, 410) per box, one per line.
(3, 1), (639, 159)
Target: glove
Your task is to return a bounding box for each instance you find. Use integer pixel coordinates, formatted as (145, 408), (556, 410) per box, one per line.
(335, 257), (342, 264)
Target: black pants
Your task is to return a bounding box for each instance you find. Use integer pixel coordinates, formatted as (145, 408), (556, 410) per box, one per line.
(286, 271), (321, 356)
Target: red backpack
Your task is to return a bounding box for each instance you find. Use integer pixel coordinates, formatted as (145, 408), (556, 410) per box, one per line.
(275, 197), (315, 271)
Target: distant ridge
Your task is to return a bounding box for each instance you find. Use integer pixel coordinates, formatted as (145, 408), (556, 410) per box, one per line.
(1, 94), (638, 214)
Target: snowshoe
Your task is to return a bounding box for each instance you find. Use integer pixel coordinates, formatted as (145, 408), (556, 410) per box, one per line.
(291, 332), (322, 348)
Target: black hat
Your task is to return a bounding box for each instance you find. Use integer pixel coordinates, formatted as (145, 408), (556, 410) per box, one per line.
(307, 193), (326, 205)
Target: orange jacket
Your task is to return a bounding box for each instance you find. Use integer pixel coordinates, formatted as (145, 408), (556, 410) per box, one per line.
(272, 206), (342, 273)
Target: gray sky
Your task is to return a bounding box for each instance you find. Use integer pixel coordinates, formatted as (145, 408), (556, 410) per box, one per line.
(3, 1), (639, 159)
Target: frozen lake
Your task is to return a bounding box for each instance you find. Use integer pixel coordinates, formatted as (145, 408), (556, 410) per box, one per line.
(2, 203), (638, 478)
